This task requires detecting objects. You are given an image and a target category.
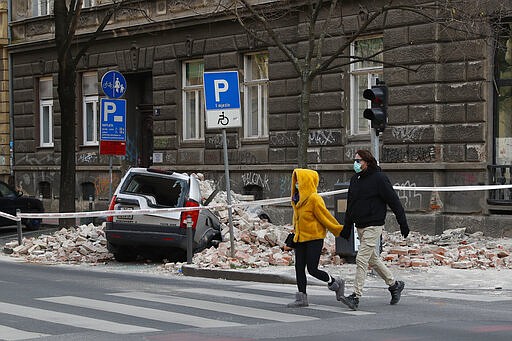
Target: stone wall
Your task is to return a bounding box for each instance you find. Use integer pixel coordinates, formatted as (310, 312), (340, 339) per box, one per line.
(7, 0), (511, 234)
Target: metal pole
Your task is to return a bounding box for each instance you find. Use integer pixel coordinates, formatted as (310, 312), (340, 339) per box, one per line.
(370, 128), (380, 164)
(109, 155), (113, 199)
(186, 215), (193, 264)
(16, 209), (22, 246)
(222, 129), (236, 258)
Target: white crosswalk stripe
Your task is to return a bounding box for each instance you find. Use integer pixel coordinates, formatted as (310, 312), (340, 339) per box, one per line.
(109, 291), (318, 322)
(176, 287), (375, 316)
(0, 301), (158, 335)
(37, 296), (243, 328)
(0, 325), (49, 341)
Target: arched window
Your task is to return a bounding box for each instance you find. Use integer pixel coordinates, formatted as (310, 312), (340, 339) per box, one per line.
(81, 182), (96, 200)
(38, 181), (51, 199)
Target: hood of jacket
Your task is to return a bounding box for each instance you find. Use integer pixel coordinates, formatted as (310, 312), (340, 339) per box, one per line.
(291, 168), (319, 207)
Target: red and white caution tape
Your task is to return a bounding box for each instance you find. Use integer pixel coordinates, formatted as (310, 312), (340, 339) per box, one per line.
(10, 184), (512, 222)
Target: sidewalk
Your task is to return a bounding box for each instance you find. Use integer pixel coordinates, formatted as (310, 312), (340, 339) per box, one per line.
(181, 262), (512, 293)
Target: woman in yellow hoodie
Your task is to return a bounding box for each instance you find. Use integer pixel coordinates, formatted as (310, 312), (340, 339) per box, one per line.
(288, 168), (345, 307)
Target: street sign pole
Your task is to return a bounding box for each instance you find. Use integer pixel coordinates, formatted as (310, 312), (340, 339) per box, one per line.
(203, 71), (242, 259)
(222, 129), (236, 258)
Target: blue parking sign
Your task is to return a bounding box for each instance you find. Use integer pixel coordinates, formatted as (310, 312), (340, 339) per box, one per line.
(203, 71), (242, 129)
(100, 98), (126, 141)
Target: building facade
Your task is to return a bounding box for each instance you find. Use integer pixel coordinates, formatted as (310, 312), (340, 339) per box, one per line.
(7, 0), (512, 235)
(0, 0), (10, 183)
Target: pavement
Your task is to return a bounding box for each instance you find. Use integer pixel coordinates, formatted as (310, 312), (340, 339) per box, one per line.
(180, 262), (512, 295)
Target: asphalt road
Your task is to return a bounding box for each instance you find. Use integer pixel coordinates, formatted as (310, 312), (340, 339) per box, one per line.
(0, 258), (511, 341)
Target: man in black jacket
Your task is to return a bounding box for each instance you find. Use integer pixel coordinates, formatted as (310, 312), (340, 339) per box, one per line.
(339, 149), (409, 310)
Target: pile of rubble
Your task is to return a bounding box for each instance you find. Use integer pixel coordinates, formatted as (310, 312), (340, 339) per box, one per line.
(3, 224), (112, 264)
(382, 228), (512, 270)
(2, 177), (511, 271)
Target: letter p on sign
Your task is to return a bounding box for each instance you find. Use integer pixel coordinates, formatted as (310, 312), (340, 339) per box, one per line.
(103, 101), (116, 121)
(214, 79), (229, 102)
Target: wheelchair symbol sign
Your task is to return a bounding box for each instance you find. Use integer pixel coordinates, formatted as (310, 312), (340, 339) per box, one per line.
(203, 71), (242, 129)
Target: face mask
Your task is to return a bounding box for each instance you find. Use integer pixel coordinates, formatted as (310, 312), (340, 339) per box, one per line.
(353, 161), (363, 173)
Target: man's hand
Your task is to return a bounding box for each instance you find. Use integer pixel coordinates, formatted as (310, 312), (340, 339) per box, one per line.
(400, 225), (410, 238)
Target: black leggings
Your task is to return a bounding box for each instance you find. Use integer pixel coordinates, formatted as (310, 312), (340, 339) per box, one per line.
(294, 239), (330, 294)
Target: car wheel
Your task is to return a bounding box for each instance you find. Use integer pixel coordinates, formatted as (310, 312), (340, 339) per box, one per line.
(23, 219), (42, 231)
(108, 243), (137, 262)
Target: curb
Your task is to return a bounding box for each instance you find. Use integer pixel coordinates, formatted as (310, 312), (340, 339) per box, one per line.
(181, 264), (297, 285)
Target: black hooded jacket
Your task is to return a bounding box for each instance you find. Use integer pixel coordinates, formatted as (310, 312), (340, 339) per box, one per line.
(341, 167), (408, 239)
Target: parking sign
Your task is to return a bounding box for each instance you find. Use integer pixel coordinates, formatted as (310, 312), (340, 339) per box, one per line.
(203, 71), (242, 129)
(100, 98), (126, 141)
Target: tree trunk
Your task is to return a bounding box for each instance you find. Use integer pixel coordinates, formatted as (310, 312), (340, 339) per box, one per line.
(298, 77), (312, 168)
(57, 53), (77, 228)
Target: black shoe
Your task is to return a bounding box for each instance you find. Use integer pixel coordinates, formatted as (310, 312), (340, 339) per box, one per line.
(340, 293), (359, 310)
(388, 280), (405, 305)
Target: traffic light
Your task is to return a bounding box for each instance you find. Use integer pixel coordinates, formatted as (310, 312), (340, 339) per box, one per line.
(363, 84), (388, 135)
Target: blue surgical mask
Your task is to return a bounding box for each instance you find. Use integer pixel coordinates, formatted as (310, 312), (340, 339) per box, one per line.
(353, 161), (363, 173)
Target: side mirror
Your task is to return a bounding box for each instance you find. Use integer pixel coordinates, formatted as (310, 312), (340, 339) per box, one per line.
(16, 190), (23, 197)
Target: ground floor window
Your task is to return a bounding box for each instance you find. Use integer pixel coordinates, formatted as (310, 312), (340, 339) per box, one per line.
(495, 22), (512, 165)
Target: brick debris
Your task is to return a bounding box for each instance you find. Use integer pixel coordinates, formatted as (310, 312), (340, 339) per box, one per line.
(2, 178), (511, 271)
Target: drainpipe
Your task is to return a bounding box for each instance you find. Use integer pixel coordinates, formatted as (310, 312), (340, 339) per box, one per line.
(7, 0), (13, 186)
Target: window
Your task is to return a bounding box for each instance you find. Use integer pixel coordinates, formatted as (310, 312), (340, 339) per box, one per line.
(82, 72), (99, 145)
(82, 0), (96, 8)
(37, 0), (51, 16)
(81, 182), (96, 200)
(182, 60), (204, 140)
(244, 53), (269, 138)
(349, 37), (384, 135)
(494, 22), (512, 165)
(39, 77), (53, 147)
(38, 181), (51, 199)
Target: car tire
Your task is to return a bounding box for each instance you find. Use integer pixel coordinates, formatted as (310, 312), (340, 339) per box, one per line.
(108, 243), (137, 262)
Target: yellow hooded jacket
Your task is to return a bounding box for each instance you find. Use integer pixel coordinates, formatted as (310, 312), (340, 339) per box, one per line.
(291, 168), (343, 243)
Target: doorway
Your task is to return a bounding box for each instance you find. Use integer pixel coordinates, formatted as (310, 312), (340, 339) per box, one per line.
(125, 72), (154, 167)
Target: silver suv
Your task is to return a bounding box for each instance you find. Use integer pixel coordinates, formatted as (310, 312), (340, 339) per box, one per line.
(105, 168), (222, 262)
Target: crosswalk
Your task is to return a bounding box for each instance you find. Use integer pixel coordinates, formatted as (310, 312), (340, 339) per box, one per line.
(0, 282), (509, 340)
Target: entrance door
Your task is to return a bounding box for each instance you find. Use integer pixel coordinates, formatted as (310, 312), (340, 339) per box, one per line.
(125, 73), (153, 167)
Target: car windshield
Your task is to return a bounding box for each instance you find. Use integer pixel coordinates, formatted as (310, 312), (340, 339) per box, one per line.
(121, 174), (187, 208)
(0, 182), (17, 198)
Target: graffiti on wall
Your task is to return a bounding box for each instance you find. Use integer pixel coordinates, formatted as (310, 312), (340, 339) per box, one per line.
(17, 154), (60, 165)
(77, 152), (98, 164)
(242, 172), (270, 191)
(309, 130), (340, 146)
(394, 180), (422, 208)
(391, 126), (422, 142)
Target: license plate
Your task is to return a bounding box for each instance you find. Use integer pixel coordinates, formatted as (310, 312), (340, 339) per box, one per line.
(117, 207), (133, 220)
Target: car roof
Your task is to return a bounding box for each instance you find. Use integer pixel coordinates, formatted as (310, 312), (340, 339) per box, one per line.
(126, 167), (193, 181)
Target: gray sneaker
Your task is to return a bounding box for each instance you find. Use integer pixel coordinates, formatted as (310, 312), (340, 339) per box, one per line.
(340, 293), (359, 310)
(327, 277), (345, 301)
(389, 280), (405, 305)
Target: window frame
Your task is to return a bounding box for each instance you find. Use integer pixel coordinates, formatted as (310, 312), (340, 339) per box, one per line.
(182, 60), (205, 141)
(82, 72), (99, 146)
(83, 95), (99, 146)
(349, 36), (384, 136)
(37, 0), (51, 16)
(39, 77), (54, 148)
(82, 0), (96, 8)
(40, 98), (54, 147)
(243, 52), (269, 139)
